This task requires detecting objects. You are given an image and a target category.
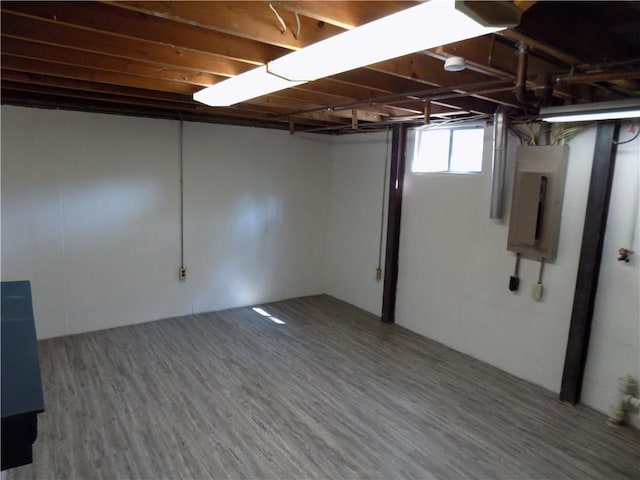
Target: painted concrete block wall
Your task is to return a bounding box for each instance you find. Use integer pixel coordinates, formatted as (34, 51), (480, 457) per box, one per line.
(3, 104), (637, 424)
(182, 122), (330, 314)
(1, 106), (330, 339)
(582, 125), (639, 427)
(324, 132), (389, 315)
(396, 130), (594, 391)
(396, 126), (597, 393)
(323, 122), (638, 422)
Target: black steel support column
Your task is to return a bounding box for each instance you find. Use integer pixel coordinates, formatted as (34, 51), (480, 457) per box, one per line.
(382, 123), (408, 324)
(560, 121), (620, 404)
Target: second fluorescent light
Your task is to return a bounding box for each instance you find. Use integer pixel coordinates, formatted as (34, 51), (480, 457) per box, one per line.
(540, 99), (640, 123)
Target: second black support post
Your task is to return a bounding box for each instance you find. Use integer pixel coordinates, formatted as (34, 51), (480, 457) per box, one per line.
(382, 123), (408, 324)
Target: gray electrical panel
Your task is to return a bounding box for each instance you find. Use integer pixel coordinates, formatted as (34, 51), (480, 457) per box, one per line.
(507, 145), (569, 260)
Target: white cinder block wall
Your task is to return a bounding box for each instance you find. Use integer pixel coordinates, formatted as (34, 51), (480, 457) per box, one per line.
(2, 105), (638, 425)
(327, 123), (639, 425)
(1, 106), (331, 338)
(397, 126), (593, 393)
(582, 128), (640, 428)
(324, 132), (390, 315)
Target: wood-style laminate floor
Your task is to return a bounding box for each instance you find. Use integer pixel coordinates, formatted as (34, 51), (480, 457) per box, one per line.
(9, 295), (640, 480)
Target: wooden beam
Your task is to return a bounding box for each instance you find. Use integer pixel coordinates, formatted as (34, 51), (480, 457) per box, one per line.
(0, 92), (316, 131)
(3, 2), (511, 116)
(1, 12), (252, 77)
(429, 35), (569, 75)
(0, 90), (313, 131)
(248, 91), (367, 120)
(247, 96), (381, 123)
(111, 1), (504, 93)
(2, 82), (202, 112)
(2, 2), (282, 65)
(1, 71), (193, 104)
(371, 54), (495, 89)
(560, 121), (620, 405)
(2, 39), (218, 86)
(333, 69), (427, 99)
(275, 1), (417, 29)
(0, 15), (434, 118)
(382, 123), (409, 324)
(513, 1), (537, 13)
(302, 77), (401, 106)
(270, 88), (413, 117)
(1, 56), (199, 95)
(500, 29), (582, 67)
(111, 1), (344, 50)
(331, 69), (504, 114)
(218, 99), (348, 126)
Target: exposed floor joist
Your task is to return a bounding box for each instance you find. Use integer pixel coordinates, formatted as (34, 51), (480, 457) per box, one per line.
(2, 1), (638, 132)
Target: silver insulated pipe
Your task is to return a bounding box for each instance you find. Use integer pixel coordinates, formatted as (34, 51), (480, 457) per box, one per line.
(490, 106), (509, 220)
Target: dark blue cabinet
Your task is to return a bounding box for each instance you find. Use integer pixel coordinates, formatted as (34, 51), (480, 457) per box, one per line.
(1, 281), (45, 471)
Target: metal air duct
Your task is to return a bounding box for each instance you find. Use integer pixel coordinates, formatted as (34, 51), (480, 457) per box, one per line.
(490, 105), (509, 219)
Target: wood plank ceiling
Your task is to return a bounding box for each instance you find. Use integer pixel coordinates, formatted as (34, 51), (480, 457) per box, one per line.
(2, 1), (639, 134)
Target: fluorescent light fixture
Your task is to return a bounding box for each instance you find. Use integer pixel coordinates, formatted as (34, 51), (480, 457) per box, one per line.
(540, 99), (640, 123)
(194, 66), (305, 107)
(194, 0), (512, 107)
(268, 317), (286, 325)
(267, 0), (506, 82)
(252, 307), (271, 317)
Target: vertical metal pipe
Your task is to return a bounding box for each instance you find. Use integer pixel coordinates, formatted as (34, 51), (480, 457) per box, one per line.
(179, 115), (184, 268)
(490, 106), (509, 219)
(515, 42), (530, 105)
(537, 127), (551, 146)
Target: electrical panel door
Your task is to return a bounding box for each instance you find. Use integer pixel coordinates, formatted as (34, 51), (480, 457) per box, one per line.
(507, 145), (569, 260)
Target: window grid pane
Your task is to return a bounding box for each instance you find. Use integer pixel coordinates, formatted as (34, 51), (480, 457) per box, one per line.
(412, 126), (484, 174)
(412, 129), (450, 172)
(449, 128), (484, 172)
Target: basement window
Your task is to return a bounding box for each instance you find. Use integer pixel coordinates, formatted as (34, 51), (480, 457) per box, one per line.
(412, 125), (485, 173)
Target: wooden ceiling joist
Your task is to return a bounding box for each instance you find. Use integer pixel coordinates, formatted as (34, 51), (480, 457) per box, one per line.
(2, 56), (200, 95)
(2, 1), (637, 132)
(2, 1), (283, 65)
(0, 11), (254, 77)
(109, 1), (346, 50)
(1, 70), (194, 104)
(2, 40), (219, 87)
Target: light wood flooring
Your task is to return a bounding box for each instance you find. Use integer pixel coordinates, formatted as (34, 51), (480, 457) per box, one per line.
(8, 295), (640, 479)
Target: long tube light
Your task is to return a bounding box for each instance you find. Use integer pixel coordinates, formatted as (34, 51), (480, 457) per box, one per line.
(540, 99), (640, 123)
(267, 0), (505, 82)
(193, 66), (305, 107)
(194, 0), (512, 107)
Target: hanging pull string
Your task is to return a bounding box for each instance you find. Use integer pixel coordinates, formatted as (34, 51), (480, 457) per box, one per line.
(269, 3), (286, 34)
